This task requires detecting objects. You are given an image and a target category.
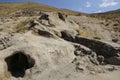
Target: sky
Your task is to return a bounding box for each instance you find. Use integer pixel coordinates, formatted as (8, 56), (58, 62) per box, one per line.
(0, 0), (120, 13)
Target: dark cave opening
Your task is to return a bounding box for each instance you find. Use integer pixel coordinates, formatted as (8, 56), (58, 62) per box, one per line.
(5, 51), (35, 78)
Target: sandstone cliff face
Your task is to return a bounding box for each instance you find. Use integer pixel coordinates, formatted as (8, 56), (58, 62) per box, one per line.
(0, 11), (120, 80)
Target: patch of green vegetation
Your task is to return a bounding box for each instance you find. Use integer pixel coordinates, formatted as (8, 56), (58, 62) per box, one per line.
(14, 20), (29, 33)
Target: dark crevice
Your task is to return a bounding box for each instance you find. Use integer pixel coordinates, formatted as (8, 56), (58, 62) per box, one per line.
(61, 30), (75, 42)
(58, 12), (65, 21)
(5, 51), (35, 78)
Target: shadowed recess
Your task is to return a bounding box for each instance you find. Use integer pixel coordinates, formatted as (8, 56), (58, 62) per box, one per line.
(5, 51), (35, 78)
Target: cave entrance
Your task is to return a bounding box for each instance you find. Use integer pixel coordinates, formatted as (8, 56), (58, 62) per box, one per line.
(5, 51), (35, 78)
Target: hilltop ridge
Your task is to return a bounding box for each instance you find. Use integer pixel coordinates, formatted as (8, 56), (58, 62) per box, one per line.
(0, 2), (83, 16)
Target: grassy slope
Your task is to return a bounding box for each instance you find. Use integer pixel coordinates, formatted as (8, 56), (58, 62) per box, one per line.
(90, 9), (120, 22)
(0, 2), (83, 16)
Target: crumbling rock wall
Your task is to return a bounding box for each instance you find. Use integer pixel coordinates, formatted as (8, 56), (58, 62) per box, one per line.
(75, 36), (120, 58)
(59, 30), (120, 65)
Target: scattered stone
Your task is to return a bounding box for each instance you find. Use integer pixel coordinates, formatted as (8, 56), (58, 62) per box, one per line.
(74, 50), (85, 56)
(11, 10), (36, 16)
(90, 71), (96, 75)
(38, 14), (54, 27)
(97, 55), (104, 65)
(104, 65), (116, 71)
(72, 58), (77, 63)
(96, 68), (106, 73)
(89, 56), (99, 65)
(27, 20), (37, 30)
(91, 52), (97, 58)
(89, 52), (99, 65)
(39, 14), (49, 21)
(112, 38), (118, 43)
(40, 20), (50, 26)
(0, 34), (11, 50)
(73, 43), (93, 58)
(75, 62), (85, 72)
(58, 12), (65, 21)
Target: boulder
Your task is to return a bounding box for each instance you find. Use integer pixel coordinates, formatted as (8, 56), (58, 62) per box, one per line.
(112, 38), (118, 43)
(97, 55), (104, 65)
(27, 20), (37, 30)
(106, 56), (120, 65)
(89, 52), (99, 65)
(33, 29), (55, 38)
(74, 44), (92, 55)
(0, 32), (75, 78)
(75, 62), (85, 72)
(38, 29), (54, 38)
(61, 30), (76, 42)
(73, 43), (92, 56)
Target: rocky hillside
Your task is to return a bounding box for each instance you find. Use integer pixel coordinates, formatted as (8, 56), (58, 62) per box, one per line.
(0, 2), (120, 80)
(90, 9), (120, 44)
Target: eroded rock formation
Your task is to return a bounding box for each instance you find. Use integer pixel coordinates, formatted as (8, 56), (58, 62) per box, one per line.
(0, 11), (120, 80)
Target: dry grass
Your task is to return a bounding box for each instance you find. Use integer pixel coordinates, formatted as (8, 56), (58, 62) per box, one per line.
(76, 28), (103, 40)
(14, 20), (29, 32)
(90, 9), (120, 35)
(90, 9), (120, 23)
(76, 29), (86, 36)
(0, 2), (83, 16)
